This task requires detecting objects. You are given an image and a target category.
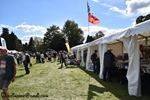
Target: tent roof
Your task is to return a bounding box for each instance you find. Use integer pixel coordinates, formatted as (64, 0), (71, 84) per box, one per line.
(71, 42), (90, 51)
(101, 19), (150, 44)
(71, 19), (150, 50)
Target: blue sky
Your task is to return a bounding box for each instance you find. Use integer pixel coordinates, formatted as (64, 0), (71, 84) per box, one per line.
(0, 0), (150, 43)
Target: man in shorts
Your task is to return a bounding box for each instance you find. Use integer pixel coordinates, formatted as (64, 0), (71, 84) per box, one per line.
(0, 46), (16, 100)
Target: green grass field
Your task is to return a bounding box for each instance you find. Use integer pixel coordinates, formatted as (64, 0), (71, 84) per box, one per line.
(2, 58), (150, 100)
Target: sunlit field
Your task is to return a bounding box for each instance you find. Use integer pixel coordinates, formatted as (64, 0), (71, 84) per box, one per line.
(2, 58), (150, 100)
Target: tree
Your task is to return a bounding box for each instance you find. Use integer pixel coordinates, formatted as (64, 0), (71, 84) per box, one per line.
(16, 39), (23, 51)
(85, 35), (95, 43)
(136, 13), (150, 24)
(94, 31), (104, 39)
(23, 43), (28, 51)
(1, 28), (23, 50)
(33, 37), (44, 52)
(44, 25), (66, 51)
(136, 15), (145, 24)
(34, 37), (43, 46)
(44, 25), (59, 46)
(145, 14), (150, 21)
(28, 37), (36, 52)
(85, 31), (104, 43)
(50, 33), (66, 51)
(62, 20), (84, 48)
(9, 32), (18, 50)
(1, 28), (9, 48)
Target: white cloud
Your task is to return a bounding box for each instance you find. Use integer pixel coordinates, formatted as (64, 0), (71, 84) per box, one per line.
(80, 25), (125, 43)
(21, 35), (44, 44)
(102, 0), (150, 17)
(126, 0), (150, 15)
(0, 23), (46, 44)
(15, 22), (46, 33)
(80, 25), (124, 38)
(92, 0), (99, 3)
(1, 22), (46, 34)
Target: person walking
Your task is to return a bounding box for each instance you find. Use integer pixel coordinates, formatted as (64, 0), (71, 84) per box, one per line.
(83, 50), (87, 67)
(23, 52), (30, 74)
(40, 53), (45, 63)
(60, 50), (67, 68)
(91, 50), (98, 73)
(0, 46), (16, 100)
(103, 48), (115, 82)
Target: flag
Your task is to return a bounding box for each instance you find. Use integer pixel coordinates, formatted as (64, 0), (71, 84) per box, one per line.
(87, 2), (100, 24)
(88, 13), (100, 24)
(87, 2), (90, 14)
(65, 42), (70, 52)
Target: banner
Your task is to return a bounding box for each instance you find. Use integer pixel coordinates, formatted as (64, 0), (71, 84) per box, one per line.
(65, 42), (70, 52)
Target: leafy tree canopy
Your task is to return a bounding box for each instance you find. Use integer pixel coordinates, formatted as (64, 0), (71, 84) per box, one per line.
(62, 20), (84, 48)
(136, 13), (150, 24)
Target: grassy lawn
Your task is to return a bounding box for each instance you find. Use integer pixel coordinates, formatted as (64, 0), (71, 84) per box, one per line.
(2, 58), (150, 100)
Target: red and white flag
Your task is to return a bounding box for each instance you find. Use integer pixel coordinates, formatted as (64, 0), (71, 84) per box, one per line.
(87, 2), (100, 24)
(88, 13), (100, 24)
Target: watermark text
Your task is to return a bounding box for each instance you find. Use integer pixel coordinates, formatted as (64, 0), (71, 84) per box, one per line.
(1, 92), (48, 98)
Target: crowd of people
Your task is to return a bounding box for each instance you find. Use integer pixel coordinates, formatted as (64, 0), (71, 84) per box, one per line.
(0, 48), (73, 100)
(0, 46), (130, 99)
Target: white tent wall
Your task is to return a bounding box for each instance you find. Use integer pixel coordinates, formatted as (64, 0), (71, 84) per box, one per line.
(98, 44), (101, 77)
(99, 43), (108, 79)
(86, 46), (94, 70)
(81, 48), (89, 67)
(80, 49), (85, 67)
(70, 43), (90, 68)
(123, 35), (141, 96)
(86, 47), (91, 70)
(87, 45), (99, 70)
(76, 50), (79, 60)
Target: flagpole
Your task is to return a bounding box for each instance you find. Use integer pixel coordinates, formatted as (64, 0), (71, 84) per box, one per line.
(88, 16), (89, 36)
(87, 0), (91, 84)
(87, 1), (90, 37)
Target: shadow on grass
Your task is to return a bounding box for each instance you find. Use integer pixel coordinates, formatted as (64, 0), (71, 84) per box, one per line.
(78, 67), (150, 100)
(50, 61), (57, 63)
(15, 74), (25, 78)
(18, 68), (25, 71)
(87, 84), (106, 100)
(57, 62), (61, 65)
(58, 66), (63, 69)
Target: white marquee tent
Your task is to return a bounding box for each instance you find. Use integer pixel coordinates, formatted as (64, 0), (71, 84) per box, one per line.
(71, 19), (150, 97)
